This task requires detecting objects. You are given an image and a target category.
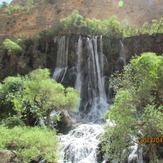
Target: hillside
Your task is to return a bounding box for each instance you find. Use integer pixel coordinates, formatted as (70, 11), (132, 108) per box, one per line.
(0, 0), (163, 36)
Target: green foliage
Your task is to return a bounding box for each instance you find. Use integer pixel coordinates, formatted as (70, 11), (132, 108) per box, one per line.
(0, 75), (25, 121)
(1, 1), (9, 8)
(60, 10), (85, 34)
(136, 18), (163, 35)
(0, 2), (27, 15)
(102, 53), (163, 162)
(1, 115), (25, 128)
(5, 8), (11, 14)
(12, 4), (24, 10)
(2, 39), (23, 55)
(59, 10), (123, 37)
(0, 125), (59, 162)
(26, 0), (34, 5)
(0, 68), (79, 128)
(40, 10), (162, 38)
(23, 68), (79, 127)
(42, 0), (55, 4)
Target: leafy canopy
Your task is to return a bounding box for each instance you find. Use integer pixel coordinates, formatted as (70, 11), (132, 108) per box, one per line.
(102, 53), (163, 162)
(0, 68), (80, 128)
(2, 39), (23, 55)
(0, 75), (26, 120)
(41, 10), (163, 38)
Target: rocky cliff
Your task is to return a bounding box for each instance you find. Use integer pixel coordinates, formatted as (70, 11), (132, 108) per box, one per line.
(0, 0), (163, 36)
(0, 33), (162, 81)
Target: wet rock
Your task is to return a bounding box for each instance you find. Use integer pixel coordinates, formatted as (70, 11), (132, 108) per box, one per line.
(57, 110), (76, 134)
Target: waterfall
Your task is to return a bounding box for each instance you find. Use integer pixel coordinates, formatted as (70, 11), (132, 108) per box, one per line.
(128, 136), (143, 163)
(119, 39), (126, 66)
(53, 36), (69, 82)
(83, 36), (108, 122)
(56, 35), (109, 163)
(75, 35), (82, 94)
(53, 35), (142, 163)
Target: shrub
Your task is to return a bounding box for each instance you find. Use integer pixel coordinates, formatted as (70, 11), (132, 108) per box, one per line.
(1, 115), (25, 128)
(12, 5), (24, 10)
(1, 2), (9, 8)
(2, 39), (23, 55)
(0, 126), (59, 162)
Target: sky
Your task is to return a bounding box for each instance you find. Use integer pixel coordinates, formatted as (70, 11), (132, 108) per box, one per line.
(0, 0), (13, 5)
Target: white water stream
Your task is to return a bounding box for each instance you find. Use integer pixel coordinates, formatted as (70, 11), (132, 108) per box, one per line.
(53, 36), (69, 82)
(58, 124), (105, 163)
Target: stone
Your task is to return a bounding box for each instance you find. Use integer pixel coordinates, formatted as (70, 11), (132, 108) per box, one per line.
(57, 110), (76, 134)
(0, 150), (17, 163)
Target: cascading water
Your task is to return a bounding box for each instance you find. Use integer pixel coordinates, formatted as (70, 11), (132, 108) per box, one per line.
(119, 39), (126, 66)
(52, 35), (143, 163)
(58, 124), (105, 163)
(81, 36), (108, 122)
(53, 36), (69, 82)
(52, 35), (109, 163)
(75, 35), (82, 94)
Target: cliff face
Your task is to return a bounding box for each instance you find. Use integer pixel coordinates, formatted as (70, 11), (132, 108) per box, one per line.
(0, 33), (162, 81)
(0, 0), (163, 36)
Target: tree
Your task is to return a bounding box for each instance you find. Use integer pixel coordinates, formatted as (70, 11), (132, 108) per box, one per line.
(0, 69), (79, 128)
(60, 10), (85, 33)
(23, 69), (79, 128)
(0, 75), (39, 127)
(102, 53), (163, 162)
(0, 76), (25, 120)
(1, 2), (9, 8)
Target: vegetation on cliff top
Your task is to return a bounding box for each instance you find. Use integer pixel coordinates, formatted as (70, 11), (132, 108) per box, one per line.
(0, 0), (57, 15)
(2, 39), (23, 55)
(38, 10), (163, 38)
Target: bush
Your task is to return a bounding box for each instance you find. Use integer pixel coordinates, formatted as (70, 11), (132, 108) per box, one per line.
(0, 76), (25, 121)
(1, 115), (25, 128)
(102, 53), (163, 162)
(0, 125), (59, 162)
(2, 39), (23, 55)
(12, 5), (24, 10)
(1, 2), (9, 8)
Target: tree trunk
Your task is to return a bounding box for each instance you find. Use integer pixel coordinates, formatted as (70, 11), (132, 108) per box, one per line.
(47, 113), (51, 128)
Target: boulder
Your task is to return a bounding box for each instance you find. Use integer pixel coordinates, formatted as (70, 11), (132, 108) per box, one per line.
(57, 110), (76, 134)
